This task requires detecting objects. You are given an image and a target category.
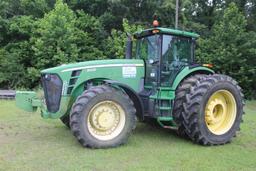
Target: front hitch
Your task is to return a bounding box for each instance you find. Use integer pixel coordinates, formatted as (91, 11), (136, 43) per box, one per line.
(15, 91), (42, 112)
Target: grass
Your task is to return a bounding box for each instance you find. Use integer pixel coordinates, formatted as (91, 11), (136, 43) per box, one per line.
(0, 101), (256, 171)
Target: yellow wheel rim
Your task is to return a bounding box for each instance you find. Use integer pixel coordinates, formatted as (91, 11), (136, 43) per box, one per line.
(87, 100), (126, 141)
(205, 90), (237, 135)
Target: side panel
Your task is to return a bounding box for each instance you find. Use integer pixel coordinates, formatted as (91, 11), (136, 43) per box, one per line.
(71, 63), (145, 94)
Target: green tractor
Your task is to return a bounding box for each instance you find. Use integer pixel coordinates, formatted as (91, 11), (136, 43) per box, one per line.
(16, 22), (244, 148)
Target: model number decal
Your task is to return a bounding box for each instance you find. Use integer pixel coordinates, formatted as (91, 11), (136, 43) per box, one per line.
(122, 67), (136, 78)
(86, 68), (96, 72)
(62, 81), (68, 95)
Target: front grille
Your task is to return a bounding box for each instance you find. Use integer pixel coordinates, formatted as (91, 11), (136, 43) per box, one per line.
(41, 74), (62, 113)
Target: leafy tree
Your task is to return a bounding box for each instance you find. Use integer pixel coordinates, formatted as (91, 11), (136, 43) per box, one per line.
(20, 0), (51, 18)
(0, 17), (8, 46)
(30, 0), (105, 81)
(31, 0), (80, 68)
(238, 31), (256, 98)
(99, 2), (129, 33)
(0, 15), (36, 88)
(75, 10), (107, 51)
(104, 18), (143, 58)
(197, 3), (256, 98)
(245, 0), (256, 31)
(67, 0), (109, 17)
(0, 0), (106, 88)
(0, 0), (52, 19)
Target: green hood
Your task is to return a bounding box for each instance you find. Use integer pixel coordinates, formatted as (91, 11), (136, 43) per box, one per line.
(41, 59), (144, 74)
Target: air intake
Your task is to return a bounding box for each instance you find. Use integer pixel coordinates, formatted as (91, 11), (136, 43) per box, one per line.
(67, 70), (82, 94)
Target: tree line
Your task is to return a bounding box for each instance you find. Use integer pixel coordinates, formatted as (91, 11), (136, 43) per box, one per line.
(0, 0), (255, 98)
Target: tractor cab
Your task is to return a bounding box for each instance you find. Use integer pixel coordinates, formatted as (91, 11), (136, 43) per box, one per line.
(133, 27), (198, 88)
(125, 25), (201, 119)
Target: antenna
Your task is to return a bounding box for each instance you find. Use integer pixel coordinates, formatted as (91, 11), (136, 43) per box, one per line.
(175, 0), (179, 29)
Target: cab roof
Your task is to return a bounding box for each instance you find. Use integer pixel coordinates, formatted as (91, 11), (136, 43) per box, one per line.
(134, 27), (200, 39)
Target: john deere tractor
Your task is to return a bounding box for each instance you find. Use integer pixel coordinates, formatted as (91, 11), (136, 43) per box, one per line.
(16, 21), (244, 148)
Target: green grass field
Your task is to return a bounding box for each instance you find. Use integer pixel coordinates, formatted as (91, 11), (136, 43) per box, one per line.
(0, 100), (256, 171)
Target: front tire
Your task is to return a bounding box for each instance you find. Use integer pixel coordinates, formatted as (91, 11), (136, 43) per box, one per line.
(70, 85), (136, 148)
(182, 74), (244, 145)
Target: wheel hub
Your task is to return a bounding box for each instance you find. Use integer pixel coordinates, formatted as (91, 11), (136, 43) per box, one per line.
(87, 100), (126, 141)
(205, 99), (226, 125)
(91, 106), (118, 131)
(205, 90), (237, 135)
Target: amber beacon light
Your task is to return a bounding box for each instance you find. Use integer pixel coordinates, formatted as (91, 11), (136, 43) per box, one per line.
(153, 20), (159, 27)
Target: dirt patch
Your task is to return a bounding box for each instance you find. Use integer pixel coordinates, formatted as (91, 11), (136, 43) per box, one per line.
(0, 134), (10, 144)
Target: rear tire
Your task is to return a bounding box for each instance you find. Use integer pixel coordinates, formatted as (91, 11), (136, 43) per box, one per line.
(173, 74), (206, 136)
(70, 85), (136, 148)
(182, 74), (244, 145)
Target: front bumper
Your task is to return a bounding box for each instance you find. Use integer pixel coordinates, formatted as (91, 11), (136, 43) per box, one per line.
(15, 91), (42, 112)
(15, 91), (70, 119)
(15, 91), (50, 118)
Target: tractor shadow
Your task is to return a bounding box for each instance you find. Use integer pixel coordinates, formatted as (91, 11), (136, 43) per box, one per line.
(133, 122), (191, 144)
(38, 119), (193, 148)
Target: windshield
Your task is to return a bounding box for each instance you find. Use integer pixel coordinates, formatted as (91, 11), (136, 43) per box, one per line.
(162, 35), (193, 64)
(136, 34), (194, 87)
(136, 34), (193, 63)
(136, 35), (161, 62)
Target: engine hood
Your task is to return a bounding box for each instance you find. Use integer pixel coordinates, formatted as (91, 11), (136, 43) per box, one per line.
(41, 59), (144, 74)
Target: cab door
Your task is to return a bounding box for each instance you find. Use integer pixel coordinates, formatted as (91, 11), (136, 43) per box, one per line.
(136, 34), (162, 117)
(136, 35), (162, 88)
(160, 35), (193, 87)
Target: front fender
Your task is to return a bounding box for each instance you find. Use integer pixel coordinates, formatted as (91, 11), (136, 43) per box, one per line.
(104, 80), (145, 121)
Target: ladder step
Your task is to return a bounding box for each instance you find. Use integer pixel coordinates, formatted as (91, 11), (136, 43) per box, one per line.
(156, 106), (172, 110)
(150, 96), (172, 100)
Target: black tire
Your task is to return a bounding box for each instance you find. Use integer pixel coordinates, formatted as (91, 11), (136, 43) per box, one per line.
(182, 74), (244, 145)
(70, 85), (136, 148)
(60, 115), (70, 128)
(173, 74), (206, 136)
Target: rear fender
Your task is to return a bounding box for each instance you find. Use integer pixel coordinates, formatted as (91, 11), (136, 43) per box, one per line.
(171, 66), (214, 90)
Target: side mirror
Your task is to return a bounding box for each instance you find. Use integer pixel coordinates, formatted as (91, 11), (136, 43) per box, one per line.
(125, 34), (133, 59)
